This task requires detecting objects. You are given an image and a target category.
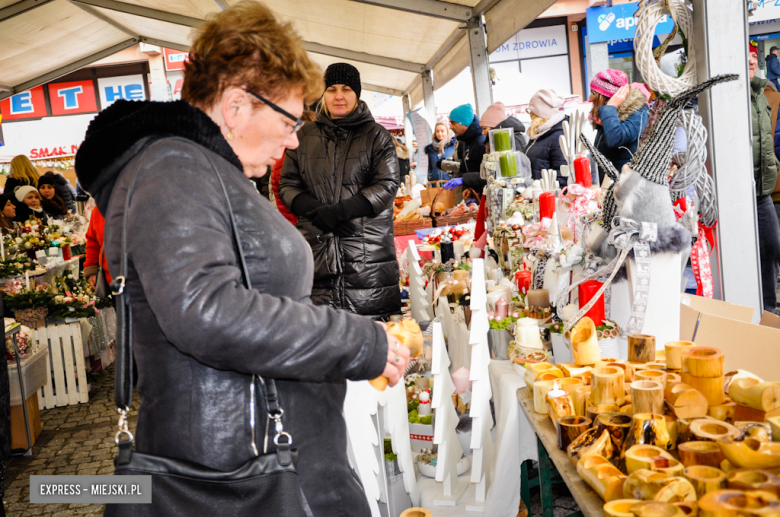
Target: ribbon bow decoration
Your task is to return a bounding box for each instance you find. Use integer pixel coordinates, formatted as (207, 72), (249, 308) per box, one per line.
(522, 218), (551, 249)
(560, 184), (596, 234)
(557, 217), (657, 335)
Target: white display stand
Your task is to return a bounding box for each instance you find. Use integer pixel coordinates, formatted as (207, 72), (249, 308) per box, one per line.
(609, 252), (682, 350)
(35, 320), (88, 409)
(435, 296), (471, 372)
(465, 259), (495, 512)
(407, 242), (432, 323)
(431, 321), (468, 506)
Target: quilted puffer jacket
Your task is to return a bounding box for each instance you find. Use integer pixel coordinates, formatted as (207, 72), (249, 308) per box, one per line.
(280, 102), (401, 320)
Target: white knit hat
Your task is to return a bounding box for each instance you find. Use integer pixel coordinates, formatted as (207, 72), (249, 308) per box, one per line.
(528, 89), (563, 120)
(14, 185), (37, 203)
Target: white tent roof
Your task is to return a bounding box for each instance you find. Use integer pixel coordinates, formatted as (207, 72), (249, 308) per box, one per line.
(0, 0), (557, 101)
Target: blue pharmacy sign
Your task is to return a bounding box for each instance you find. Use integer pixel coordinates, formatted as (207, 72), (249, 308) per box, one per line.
(586, 2), (676, 44)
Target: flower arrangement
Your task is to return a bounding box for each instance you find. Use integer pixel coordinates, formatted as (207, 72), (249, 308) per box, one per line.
(0, 256), (37, 279)
(3, 220), (48, 256)
(3, 279), (56, 310)
(48, 272), (97, 320)
(5, 327), (32, 361)
(557, 243), (585, 269)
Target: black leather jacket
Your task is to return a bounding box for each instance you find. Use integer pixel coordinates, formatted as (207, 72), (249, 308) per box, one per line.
(75, 100), (387, 516)
(280, 103), (401, 319)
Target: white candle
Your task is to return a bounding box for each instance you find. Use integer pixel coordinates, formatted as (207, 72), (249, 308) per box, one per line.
(25, 271), (30, 290)
(453, 241), (465, 257)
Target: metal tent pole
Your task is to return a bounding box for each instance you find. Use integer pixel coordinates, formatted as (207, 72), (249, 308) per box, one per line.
(467, 16), (493, 117)
(422, 69), (437, 127)
(693, 0), (763, 320)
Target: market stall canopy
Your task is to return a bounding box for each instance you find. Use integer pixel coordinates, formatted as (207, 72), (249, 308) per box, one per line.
(0, 0), (557, 102)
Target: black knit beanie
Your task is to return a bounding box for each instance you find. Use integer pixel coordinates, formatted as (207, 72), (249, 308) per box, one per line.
(37, 171), (59, 189)
(324, 63), (361, 98)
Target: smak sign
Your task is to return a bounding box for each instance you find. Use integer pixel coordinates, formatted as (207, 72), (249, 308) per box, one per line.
(47, 80), (98, 116)
(586, 1), (676, 44)
(0, 86), (48, 121)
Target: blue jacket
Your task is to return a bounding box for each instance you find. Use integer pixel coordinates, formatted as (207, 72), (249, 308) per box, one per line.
(595, 91), (649, 181)
(767, 54), (780, 81)
(424, 136), (457, 182)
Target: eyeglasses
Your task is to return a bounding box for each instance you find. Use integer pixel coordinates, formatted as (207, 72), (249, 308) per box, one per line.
(243, 88), (305, 134)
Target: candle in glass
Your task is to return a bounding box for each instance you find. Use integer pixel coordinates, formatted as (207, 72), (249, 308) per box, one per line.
(539, 191), (556, 220)
(499, 152), (518, 177)
(493, 130), (512, 152)
(574, 155), (592, 188)
(578, 280), (605, 326)
(526, 289), (550, 309)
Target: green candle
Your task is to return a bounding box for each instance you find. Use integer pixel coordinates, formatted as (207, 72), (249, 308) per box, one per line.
(494, 130), (512, 152)
(499, 152), (517, 177)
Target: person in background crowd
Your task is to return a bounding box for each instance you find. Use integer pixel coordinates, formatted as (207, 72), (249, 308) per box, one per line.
(480, 101), (528, 153)
(425, 122), (457, 182)
(0, 194), (15, 231)
(15, 186), (45, 221)
(442, 103), (487, 190)
(270, 110), (316, 225)
(38, 171), (75, 212)
(524, 89), (569, 187)
(411, 138), (418, 169)
(589, 70), (649, 182)
(767, 46), (780, 90)
(280, 62), (401, 320)
(750, 51), (780, 312)
(5, 155), (39, 216)
(394, 136), (411, 185)
(37, 174), (69, 219)
(83, 207), (110, 287)
(74, 5), (409, 516)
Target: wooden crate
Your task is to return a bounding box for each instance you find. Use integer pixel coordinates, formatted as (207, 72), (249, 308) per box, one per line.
(34, 321), (89, 409)
(433, 212), (477, 227)
(394, 217), (432, 236)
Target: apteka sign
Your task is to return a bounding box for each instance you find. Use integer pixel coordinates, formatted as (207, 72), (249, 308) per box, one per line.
(586, 1), (676, 44)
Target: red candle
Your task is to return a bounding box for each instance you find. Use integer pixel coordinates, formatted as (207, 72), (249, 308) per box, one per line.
(515, 268), (532, 295)
(578, 280), (605, 327)
(574, 156), (592, 188)
(62, 245), (71, 261)
(539, 191), (556, 221)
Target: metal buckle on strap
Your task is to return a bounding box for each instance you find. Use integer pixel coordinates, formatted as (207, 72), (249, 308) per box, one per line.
(115, 407), (134, 444)
(269, 408), (293, 446)
(111, 276), (127, 296)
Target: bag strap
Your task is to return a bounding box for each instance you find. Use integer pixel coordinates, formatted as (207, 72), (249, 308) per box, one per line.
(111, 144), (287, 454)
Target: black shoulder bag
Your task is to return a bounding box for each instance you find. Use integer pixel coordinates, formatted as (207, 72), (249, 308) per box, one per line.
(105, 156), (313, 517)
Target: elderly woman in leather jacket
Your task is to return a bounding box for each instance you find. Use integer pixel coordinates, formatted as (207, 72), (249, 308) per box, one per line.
(280, 63), (402, 321)
(74, 5), (409, 516)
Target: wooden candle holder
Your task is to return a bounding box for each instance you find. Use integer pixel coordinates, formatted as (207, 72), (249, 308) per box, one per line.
(573, 386), (591, 417)
(596, 357), (624, 369)
(689, 420), (741, 442)
(559, 363), (593, 383)
(726, 468), (780, 495)
(727, 378), (780, 412)
(682, 465), (726, 498)
(698, 489), (780, 516)
(623, 470), (697, 503)
(629, 501), (687, 517)
(557, 415), (592, 451)
(632, 381), (665, 415)
(734, 421), (772, 442)
(577, 454), (628, 502)
(592, 367), (626, 406)
(707, 399), (737, 422)
(723, 369), (763, 395)
(717, 437), (780, 469)
(568, 428), (614, 466)
(557, 377), (585, 396)
(628, 334), (656, 364)
(607, 362), (637, 384)
(588, 404), (621, 422)
(768, 416), (780, 442)
(524, 362), (563, 389)
(625, 444), (680, 475)
(677, 441), (725, 468)
(681, 347), (724, 378)
(603, 499), (642, 517)
(665, 373), (681, 387)
(665, 341), (695, 371)
(572, 316), (601, 366)
(533, 379), (559, 414)
(664, 383), (708, 419)
(547, 391), (575, 423)
(623, 413), (673, 454)
(597, 412), (633, 454)
(637, 370), (668, 388)
(672, 501), (696, 516)
(681, 372), (725, 407)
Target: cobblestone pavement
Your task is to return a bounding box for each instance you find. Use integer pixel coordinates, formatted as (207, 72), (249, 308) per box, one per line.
(4, 365), (138, 517)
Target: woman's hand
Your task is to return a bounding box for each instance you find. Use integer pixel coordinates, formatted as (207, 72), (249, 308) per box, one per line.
(607, 85), (630, 108)
(87, 275), (96, 288)
(376, 322), (411, 387)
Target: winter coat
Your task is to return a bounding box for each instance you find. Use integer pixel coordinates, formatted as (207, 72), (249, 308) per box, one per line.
(455, 115), (486, 176)
(525, 115), (569, 187)
(271, 157), (297, 225)
(752, 76), (779, 197)
(75, 99), (388, 517)
(4, 176), (35, 222)
(280, 102), (401, 320)
(395, 142), (411, 184)
(768, 54), (780, 86)
(425, 136), (457, 182)
(595, 88), (649, 180)
(82, 208), (111, 284)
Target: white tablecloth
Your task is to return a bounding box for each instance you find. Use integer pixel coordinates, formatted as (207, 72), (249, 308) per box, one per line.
(483, 360), (539, 516)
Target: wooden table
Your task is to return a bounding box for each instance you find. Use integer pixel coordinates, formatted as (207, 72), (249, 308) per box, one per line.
(517, 386), (603, 517)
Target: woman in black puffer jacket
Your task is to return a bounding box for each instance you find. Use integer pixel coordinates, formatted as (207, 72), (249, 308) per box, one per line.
(281, 63), (401, 320)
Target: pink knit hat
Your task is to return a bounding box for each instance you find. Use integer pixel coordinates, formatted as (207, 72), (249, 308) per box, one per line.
(590, 69), (629, 98)
(480, 102), (507, 128)
(528, 89), (563, 120)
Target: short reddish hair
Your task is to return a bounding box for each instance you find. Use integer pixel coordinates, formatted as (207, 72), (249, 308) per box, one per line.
(182, 1), (323, 109)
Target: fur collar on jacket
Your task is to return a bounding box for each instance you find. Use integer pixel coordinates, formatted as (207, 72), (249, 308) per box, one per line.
(76, 99), (241, 212)
(529, 111), (566, 140)
(617, 88), (649, 122)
